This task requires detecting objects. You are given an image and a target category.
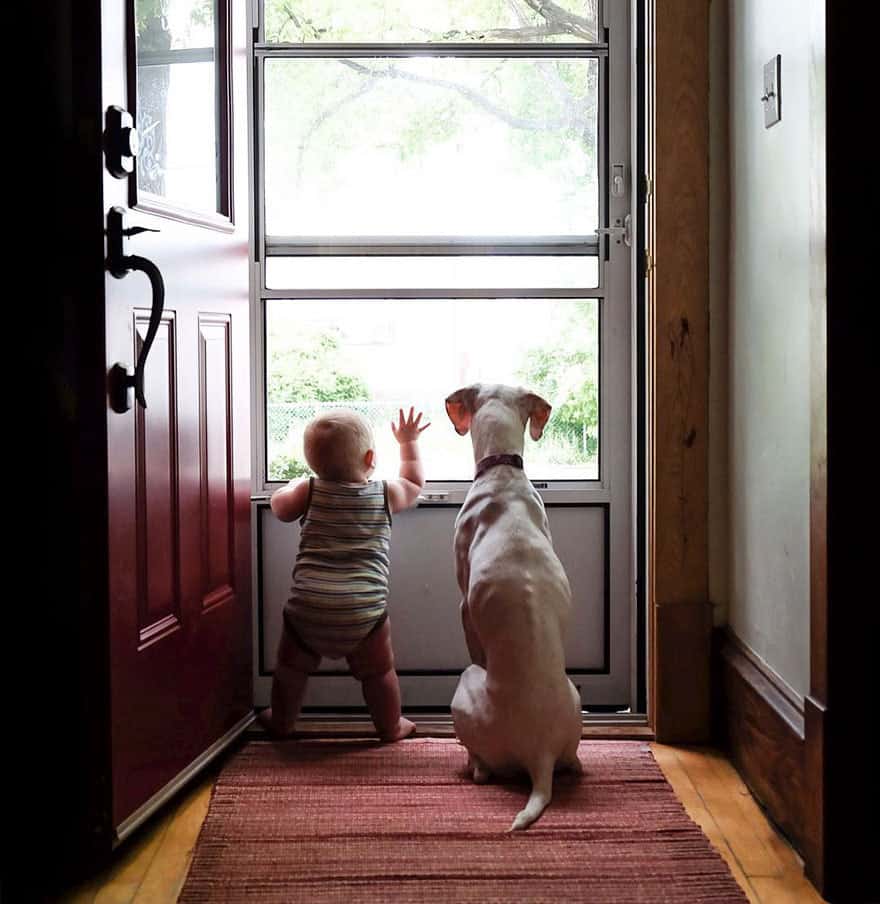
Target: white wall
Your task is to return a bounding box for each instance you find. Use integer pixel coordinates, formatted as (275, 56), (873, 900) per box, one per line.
(714, 0), (825, 698)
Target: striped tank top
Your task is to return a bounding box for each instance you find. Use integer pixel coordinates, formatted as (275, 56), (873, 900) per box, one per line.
(284, 478), (392, 658)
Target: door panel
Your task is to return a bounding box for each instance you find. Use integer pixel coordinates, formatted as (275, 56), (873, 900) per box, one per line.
(199, 314), (236, 610)
(102, 0), (251, 830)
(259, 503), (614, 707)
(136, 312), (180, 643)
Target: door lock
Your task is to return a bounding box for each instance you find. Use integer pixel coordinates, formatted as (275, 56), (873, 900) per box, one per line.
(104, 106), (140, 179)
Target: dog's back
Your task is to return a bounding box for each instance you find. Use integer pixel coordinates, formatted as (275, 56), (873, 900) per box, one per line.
(445, 383), (584, 830)
(455, 471), (572, 674)
(452, 468), (582, 830)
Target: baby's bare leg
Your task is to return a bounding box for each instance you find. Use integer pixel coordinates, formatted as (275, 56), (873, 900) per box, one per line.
(259, 626), (320, 738)
(348, 618), (415, 742)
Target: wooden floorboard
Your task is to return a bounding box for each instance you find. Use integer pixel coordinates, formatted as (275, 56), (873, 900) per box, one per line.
(652, 744), (827, 903)
(56, 742), (825, 903)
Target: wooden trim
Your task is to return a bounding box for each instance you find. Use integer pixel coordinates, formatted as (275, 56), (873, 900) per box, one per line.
(714, 628), (806, 853)
(653, 601), (713, 741)
(648, 0), (710, 743)
(721, 628), (804, 719)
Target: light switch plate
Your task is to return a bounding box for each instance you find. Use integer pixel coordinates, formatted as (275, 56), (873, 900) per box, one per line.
(763, 54), (781, 128)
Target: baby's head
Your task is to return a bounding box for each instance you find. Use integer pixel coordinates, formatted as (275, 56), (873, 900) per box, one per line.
(303, 409), (375, 482)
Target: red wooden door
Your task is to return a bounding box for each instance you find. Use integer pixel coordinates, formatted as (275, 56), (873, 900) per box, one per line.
(100, 0), (252, 832)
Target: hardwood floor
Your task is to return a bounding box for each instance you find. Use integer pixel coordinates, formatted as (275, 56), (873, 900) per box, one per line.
(57, 742), (825, 903)
(652, 745), (826, 904)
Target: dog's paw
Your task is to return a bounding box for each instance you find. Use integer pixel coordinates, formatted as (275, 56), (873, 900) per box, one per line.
(472, 763), (491, 784)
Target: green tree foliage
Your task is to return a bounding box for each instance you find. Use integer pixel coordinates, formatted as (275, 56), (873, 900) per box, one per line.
(268, 329), (370, 405)
(264, 0), (600, 45)
(262, 2), (602, 476)
(262, 1), (600, 237)
(517, 300), (598, 461)
(135, 0), (214, 46)
(267, 324), (371, 480)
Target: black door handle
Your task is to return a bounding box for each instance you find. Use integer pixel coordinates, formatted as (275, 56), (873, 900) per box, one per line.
(106, 207), (165, 413)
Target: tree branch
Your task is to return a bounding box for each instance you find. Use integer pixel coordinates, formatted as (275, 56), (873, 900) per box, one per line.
(434, 24), (574, 41)
(279, 2), (320, 41)
(520, 0), (599, 41)
(338, 59), (582, 133)
(294, 76), (379, 188)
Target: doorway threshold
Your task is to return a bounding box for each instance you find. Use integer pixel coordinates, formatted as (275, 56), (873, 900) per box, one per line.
(246, 712), (653, 741)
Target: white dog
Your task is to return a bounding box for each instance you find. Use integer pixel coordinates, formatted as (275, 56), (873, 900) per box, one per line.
(446, 383), (583, 831)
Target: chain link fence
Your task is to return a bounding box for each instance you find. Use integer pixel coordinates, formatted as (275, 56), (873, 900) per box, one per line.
(267, 401), (596, 481)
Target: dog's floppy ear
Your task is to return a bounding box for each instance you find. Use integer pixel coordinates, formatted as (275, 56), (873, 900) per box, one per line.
(445, 386), (478, 436)
(523, 392), (552, 441)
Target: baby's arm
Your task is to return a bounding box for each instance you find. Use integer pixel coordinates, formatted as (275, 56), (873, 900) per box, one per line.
(386, 408), (430, 514)
(270, 477), (311, 522)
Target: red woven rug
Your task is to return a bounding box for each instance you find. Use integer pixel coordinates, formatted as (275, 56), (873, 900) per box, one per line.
(179, 738), (748, 903)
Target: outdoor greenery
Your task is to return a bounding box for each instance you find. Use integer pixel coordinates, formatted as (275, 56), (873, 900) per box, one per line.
(264, 0), (600, 44)
(516, 300), (599, 462)
(263, 2), (601, 481)
(134, 0), (216, 198)
(266, 301), (599, 481)
(263, 0), (600, 237)
(268, 325), (371, 480)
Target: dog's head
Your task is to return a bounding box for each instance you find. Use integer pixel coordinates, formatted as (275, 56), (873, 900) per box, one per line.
(445, 383), (552, 457)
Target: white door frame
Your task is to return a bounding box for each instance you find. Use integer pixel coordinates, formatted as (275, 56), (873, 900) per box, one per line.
(248, 0), (639, 716)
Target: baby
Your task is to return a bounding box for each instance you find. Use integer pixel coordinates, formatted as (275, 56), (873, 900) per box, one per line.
(261, 407), (430, 741)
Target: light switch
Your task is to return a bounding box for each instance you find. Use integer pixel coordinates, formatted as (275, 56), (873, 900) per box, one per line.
(762, 55), (781, 128)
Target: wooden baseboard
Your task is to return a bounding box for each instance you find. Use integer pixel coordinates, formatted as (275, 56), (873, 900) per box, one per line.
(802, 694), (826, 890)
(653, 601), (713, 743)
(714, 628), (806, 853)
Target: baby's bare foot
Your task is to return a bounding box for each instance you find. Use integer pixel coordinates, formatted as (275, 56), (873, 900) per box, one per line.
(379, 717), (417, 742)
(257, 707), (297, 739)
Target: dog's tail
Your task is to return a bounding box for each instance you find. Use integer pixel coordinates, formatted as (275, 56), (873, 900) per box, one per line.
(509, 755), (554, 832)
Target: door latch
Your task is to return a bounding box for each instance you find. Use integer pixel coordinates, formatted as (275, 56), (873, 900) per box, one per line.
(594, 214), (632, 247)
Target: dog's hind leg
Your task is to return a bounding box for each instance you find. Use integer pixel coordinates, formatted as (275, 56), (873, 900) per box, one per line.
(560, 733), (583, 775)
(460, 599), (486, 667)
(509, 754), (554, 831)
(560, 754), (584, 776)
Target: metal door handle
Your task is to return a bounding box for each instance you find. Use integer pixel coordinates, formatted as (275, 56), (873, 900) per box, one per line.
(106, 207), (165, 413)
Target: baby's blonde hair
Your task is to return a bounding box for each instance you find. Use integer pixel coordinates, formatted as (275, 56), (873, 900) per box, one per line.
(303, 409), (373, 481)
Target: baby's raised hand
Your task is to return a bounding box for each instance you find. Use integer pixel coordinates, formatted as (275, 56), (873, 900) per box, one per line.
(391, 407), (430, 444)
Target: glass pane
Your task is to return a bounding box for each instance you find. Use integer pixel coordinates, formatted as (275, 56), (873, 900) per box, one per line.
(266, 299), (599, 481)
(135, 0), (220, 212)
(265, 57), (599, 238)
(265, 255), (599, 290)
(137, 0), (217, 50)
(264, 0), (601, 44)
